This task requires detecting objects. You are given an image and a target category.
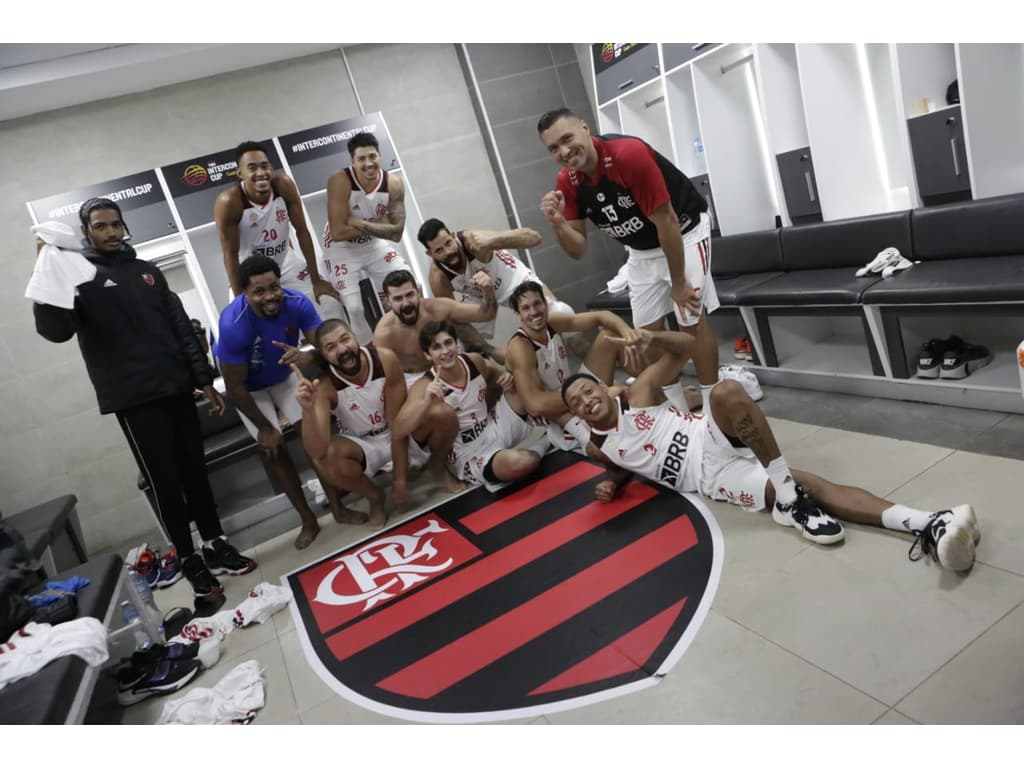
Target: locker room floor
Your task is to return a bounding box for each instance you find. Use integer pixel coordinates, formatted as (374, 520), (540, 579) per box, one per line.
(116, 384), (1024, 726)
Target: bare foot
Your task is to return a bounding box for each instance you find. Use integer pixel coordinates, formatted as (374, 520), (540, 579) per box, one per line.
(294, 521), (320, 550)
(441, 470), (470, 494)
(366, 495), (389, 531)
(331, 504), (369, 525)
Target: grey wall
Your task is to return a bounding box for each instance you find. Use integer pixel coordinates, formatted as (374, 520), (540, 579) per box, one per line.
(0, 44), (507, 554)
(462, 44), (627, 310)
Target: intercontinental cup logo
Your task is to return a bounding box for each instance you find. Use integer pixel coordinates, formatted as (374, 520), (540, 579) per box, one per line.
(181, 164), (210, 187)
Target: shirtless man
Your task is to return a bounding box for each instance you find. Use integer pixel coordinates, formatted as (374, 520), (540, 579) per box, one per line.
(323, 132), (411, 343)
(372, 269), (498, 389)
(419, 218), (573, 364)
(214, 140), (340, 317)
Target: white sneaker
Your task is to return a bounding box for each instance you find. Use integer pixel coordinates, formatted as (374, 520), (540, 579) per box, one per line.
(855, 247), (903, 277)
(880, 256), (915, 278)
(909, 506), (977, 572)
(719, 365), (763, 401)
(305, 479), (328, 507)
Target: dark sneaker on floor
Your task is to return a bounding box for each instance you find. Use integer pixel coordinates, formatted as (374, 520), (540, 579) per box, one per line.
(772, 485), (845, 544)
(155, 549), (182, 588)
(182, 553), (223, 598)
(916, 338), (945, 379)
(909, 505), (976, 572)
(202, 538), (257, 577)
(116, 656), (201, 706)
(940, 335), (993, 379)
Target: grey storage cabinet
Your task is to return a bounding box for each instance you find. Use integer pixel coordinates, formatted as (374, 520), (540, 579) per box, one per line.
(776, 146), (823, 224)
(690, 174), (721, 237)
(592, 44), (661, 106)
(662, 43), (720, 72)
(907, 106), (972, 205)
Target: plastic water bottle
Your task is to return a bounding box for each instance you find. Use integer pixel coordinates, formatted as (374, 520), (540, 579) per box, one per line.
(120, 601), (151, 651)
(693, 136), (707, 175)
(127, 566), (165, 642)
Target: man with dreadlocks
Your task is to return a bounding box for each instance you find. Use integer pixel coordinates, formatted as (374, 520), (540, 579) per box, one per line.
(32, 197), (256, 600)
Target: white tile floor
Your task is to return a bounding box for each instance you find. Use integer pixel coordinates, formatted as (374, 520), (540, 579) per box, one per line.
(121, 416), (1024, 725)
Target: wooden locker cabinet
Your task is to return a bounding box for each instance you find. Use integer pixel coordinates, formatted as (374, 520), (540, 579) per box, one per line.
(907, 106), (972, 205)
(592, 44), (660, 106)
(776, 146), (823, 223)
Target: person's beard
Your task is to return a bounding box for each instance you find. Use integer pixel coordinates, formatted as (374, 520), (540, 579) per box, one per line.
(337, 349), (360, 376)
(397, 304), (420, 326)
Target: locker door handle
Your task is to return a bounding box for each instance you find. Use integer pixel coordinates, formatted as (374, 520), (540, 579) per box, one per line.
(950, 138), (961, 176)
(804, 171), (817, 202)
(618, 79), (634, 90)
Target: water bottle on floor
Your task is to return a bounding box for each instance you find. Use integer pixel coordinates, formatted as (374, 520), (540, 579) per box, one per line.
(127, 566), (165, 642)
(120, 601), (151, 651)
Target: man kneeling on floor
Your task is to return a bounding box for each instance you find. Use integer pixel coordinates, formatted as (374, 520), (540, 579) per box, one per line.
(293, 318), (459, 530)
(394, 320), (547, 493)
(560, 327), (980, 572)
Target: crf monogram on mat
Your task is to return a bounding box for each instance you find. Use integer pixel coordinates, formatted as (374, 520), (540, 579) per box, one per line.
(285, 451), (723, 724)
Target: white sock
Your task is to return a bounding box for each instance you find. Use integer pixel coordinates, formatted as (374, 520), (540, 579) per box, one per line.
(881, 504), (934, 533)
(766, 456), (798, 507)
(662, 381), (687, 410)
(700, 384), (715, 413)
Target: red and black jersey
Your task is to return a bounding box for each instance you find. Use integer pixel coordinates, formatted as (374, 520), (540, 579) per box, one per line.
(557, 134), (707, 250)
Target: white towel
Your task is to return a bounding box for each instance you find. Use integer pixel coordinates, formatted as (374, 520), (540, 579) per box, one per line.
(606, 262), (629, 293)
(156, 659), (266, 725)
(0, 619), (108, 691)
(25, 221), (96, 309)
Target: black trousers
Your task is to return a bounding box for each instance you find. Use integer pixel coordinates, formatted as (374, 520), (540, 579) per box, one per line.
(116, 393), (223, 557)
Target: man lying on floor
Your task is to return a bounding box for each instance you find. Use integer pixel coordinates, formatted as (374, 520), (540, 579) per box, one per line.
(560, 327), (980, 572)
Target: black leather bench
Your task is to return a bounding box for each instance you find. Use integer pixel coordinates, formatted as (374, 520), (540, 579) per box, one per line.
(711, 229), (785, 307)
(0, 553), (123, 724)
(736, 210), (912, 306)
(2, 495), (88, 578)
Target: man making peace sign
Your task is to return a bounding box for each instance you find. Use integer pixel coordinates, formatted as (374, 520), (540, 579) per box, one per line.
(215, 255), (350, 549)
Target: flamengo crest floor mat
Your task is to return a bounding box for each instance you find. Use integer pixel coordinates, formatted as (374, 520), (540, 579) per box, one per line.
(282, 450), (723, 723)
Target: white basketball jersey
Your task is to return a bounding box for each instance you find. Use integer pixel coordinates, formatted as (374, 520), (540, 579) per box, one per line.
(431, 353), (490, 447)
(323, 168), (391, 249)
(436, 232), (537, 305)
(325, 345), (389, 437)
(512, 326), (571, 391)
(238, 182), (292, 264)
(591, 394), (706, 494)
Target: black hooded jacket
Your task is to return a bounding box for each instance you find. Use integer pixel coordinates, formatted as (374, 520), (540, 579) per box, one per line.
(33, 242), (213, 414)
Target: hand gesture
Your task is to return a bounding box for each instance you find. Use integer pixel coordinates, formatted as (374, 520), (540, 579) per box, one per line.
(273, 339), (305, 367)
(312, 276), (341, 303)
(671, 279), (701, 320)
(291, 363), (320, 411)
(606, 328), (650, 373)
(539, 190), (566, 225)
(470, 270), (494, 293)
(202, 385), (226, 416)
(462, 230), (486, 257)
(497, 371), (515, 392)
(425, 379), (446, 404)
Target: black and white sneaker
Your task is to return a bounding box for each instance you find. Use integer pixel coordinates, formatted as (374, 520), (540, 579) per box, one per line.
(916, 338), (945, 379)
(182, 552), (224, 598)
(940, 336), (993, 379)
(202, 537), (257, 577)
(116, 656), (202, 706)
(909, 504), (977, 572)
(772, 485), (845, 544)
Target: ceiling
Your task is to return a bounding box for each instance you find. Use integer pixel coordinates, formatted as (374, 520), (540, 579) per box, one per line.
(0, 43), (346, 122)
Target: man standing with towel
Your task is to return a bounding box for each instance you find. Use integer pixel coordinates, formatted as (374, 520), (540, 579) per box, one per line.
(32, 197), (256, 600)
